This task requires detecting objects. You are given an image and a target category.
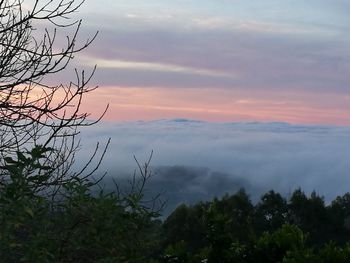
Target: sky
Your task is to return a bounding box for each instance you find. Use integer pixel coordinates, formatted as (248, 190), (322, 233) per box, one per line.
(29, 1), (350, 208)
(67, 0), (350, 125)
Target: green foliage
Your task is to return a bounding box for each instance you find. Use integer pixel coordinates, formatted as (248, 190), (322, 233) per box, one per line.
(163, 203), (208, 253)
(254, 190), (287, 234)
(0, 146), (160, 262)
(163, 240), (190, 262)
(282, 242), (350, 263)
(288, 189), (331, 245)
(254, 224), (306, 263)
(158, 188), (350, 262)
(0, 146), (53, 262)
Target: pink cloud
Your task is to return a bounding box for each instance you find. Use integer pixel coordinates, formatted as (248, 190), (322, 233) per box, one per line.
(79, 86), (350, 125)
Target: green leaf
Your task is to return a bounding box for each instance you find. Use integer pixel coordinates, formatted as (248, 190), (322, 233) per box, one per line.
(40, 166), (52, 171)
(31, 146), (45, 158)
(6, 165), (20, 175)
(4, 156), (16, 164)
(29, 174), (50, 182)
(17, 151), (28, 163)
(24, 207), (34, 217)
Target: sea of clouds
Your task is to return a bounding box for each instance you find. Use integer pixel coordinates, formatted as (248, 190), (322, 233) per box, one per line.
(76, 119), (350, 214)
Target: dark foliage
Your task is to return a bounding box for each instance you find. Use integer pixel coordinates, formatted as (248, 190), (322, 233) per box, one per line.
(157, 188), (350, 263)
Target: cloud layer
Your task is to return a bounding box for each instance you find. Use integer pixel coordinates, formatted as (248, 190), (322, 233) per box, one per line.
(77, 120), (350, 212)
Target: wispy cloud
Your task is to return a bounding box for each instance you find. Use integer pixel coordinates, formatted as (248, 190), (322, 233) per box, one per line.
(82, 58), (236, 78)
(79, 20), (350, 92)
(191, 17), (335, 35)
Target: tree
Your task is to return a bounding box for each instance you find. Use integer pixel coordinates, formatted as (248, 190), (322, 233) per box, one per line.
(253, 224), (307, 263)
(163, 202), (209, 254)
(328, 193), (350, 244)
(0, 2), (166, 261)
(0, 145), (161, 262)
(0, 0), (108, 197)
(254, 190), (288, 234)
(288, 190), (331, 245)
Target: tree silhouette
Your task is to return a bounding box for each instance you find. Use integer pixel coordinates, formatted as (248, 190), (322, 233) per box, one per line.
(0, 0), (108, 196)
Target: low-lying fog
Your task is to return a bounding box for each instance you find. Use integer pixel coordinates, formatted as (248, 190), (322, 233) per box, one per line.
(76, 119), (350, 214)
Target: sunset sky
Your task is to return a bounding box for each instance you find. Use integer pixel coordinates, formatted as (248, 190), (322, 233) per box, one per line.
(72, 0), (350, 125)
(50, 0), (350, 204)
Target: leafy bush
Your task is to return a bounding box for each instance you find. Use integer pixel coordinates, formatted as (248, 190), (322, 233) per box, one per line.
(0, 146), (160, 262)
